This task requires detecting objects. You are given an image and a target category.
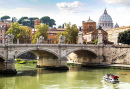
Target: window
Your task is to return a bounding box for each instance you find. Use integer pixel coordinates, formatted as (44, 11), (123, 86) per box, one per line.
(1, 30), (2, 33)
(85, 26), (86, 29)
(89, 25), (92, 29)
(104, 36), (107, 39)
(0, 40), (2, 43)
(1, 35), (2, 38)
(96, 36), (98, 39)
(93, 36), (95, 39)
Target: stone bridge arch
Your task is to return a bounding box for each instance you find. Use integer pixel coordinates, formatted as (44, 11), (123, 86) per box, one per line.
(66, 48), (98, 56)
(0, 55), (5, 71)
(0, 55), (6, 60)
(66, 48), (98, 63)
(15, 48), (59, 59)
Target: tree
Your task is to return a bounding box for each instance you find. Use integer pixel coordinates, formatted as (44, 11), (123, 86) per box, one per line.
(57, 32), (66, 43)
(118, 29), (130, 44)
(18, 17), (28, 24)
(64, 23), (79, 44)
(28, 17), (39, 28)
(1, 15), (10, 21)
(57, 23), (78, 44)
(31, 23), (49, 43)
(12, 17), (17, 23)
(40, 16), (56, 27)
(6, 22), (31, 43)
(94, 39), (98, 45)
(58, 25), (62, 28)
(62, 24), (64, 28)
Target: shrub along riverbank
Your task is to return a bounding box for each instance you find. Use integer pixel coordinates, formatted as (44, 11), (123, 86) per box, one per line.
(15, 58), (37, 64)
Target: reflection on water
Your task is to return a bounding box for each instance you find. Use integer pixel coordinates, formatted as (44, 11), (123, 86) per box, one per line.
(0, 64), (130, 89)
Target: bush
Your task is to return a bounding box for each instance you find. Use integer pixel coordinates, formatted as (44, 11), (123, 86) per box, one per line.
(94, 39), (98, 45)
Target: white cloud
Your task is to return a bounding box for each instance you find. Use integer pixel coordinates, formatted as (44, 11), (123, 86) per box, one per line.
(105, 0), (130, 5)
(56, 1), (84, 13)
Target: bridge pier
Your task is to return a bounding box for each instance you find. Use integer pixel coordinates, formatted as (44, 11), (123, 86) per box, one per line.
(36, 56), (69, 70)
(3, 59), (17, 74)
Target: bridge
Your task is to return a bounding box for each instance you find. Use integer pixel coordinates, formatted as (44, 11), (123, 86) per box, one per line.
(0, 34), (130, 73)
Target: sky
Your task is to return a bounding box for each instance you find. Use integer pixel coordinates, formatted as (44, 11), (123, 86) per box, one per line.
(0, 0), (130, 27)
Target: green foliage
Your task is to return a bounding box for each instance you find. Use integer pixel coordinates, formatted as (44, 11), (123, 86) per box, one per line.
(118, 29), (130, 44)
(15, 58), (37, 64)
(12, 17), (17, 23)
(6, 22), (31, 43)
(40, 16), (56, 27)
(1, 15), (10, 21)
(57, 23), (78, 44)
(57, 32), (66, 43)
(83, 41), (86, 44)
(94, 39), (98, 45)
(28, 17), (39, 28)
(18, 17), (28, 24)
(18, 17), (38, 28)
(58, 25), (62, 28)
(62, 24), (64, 28)
(15, 58), (22, 63)
(31, 23), (49, 43)
(65, 23), (79, 44)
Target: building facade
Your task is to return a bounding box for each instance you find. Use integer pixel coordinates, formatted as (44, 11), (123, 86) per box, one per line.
(98, 9), (113, 31)
(0, 22), (11, 43)
(83, 27), (108, 44)
(82, 17), (96, 35)
(107, 26), (130, 44)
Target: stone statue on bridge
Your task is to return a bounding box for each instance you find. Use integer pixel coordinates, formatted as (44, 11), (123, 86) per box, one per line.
(59, 35), (66, 44)
(39, 36), (44, 44)
(5, 34), (14, 44)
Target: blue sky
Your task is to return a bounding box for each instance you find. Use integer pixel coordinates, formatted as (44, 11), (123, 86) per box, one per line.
(0, 0), (130, 27)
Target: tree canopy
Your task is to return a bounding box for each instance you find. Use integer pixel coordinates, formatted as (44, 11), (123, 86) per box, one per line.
(6, 22), (31, 43)
(118, 29), (130, 44)
(1, 15), (10, 21)
(18, 17), (39, 28)
(40, 16), (56, 27)
(31, 23), (49, 43)
(18, 17), (28, 24)
(57, 23), (79, 44)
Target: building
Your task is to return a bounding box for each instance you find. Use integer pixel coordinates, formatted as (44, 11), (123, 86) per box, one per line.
(98, 9), (113, 31)
(114, 23), (119, 28)
(0, 22), (11, 43)
(83, 27), (108, 44)
(82, 17), (96, 35)
(107, 26), (130, 44)
(34, 19), (40, 28)
(47, 28), (65, 44)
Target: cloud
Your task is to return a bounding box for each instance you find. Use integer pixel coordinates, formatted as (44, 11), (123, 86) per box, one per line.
(105, 0), (130, 6)
(56, 1), (84, 13)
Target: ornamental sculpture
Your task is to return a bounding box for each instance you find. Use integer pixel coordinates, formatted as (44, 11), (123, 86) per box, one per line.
(59, 35), (66, 44)
(39, 36), (44, 44)
(5, 33), (14, 44)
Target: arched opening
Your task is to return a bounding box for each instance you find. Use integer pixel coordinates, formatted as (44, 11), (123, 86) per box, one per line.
(15, 49), (59, 68)
(67, 50), (97, 63)
(0, 57), (4, 71)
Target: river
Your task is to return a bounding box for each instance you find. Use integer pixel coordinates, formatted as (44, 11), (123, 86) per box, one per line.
(0, 64), (130, 89)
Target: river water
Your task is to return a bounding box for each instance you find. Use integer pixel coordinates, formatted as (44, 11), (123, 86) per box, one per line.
(0, 64), (130, 89)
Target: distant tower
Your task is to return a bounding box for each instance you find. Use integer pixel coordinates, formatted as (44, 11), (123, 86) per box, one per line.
(34, 19), (40, 28)
(98, 8), (113, 31)
(114, 23), (119, 28)
(82, 17), (96, 35)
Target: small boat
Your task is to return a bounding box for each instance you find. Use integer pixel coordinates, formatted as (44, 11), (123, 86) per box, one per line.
(103, 74), (119, 84)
